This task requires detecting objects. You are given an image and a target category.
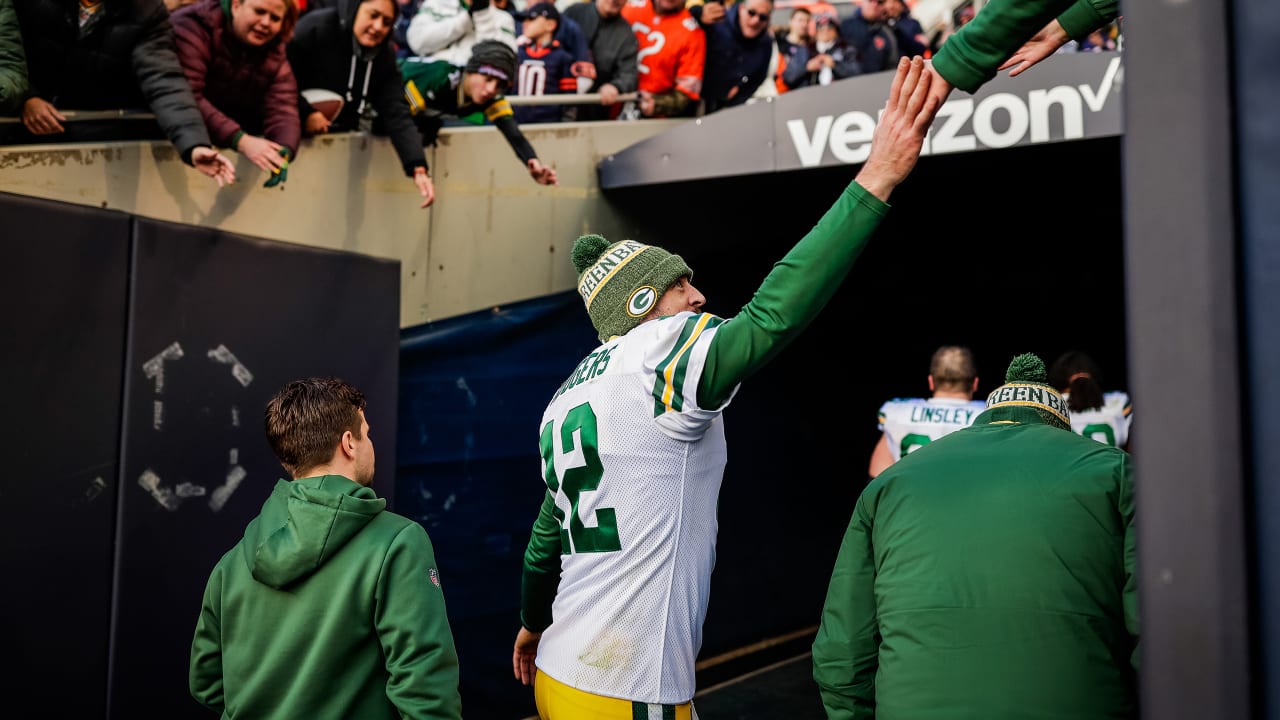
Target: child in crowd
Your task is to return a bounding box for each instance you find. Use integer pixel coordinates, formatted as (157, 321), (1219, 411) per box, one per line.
(512, 2), (577, 124)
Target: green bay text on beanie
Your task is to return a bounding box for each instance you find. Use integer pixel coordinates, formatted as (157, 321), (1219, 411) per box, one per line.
(572, 234), (692, 343)
(985, 352), (1072, 430)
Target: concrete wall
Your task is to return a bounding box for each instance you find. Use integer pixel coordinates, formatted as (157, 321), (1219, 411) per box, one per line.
(0, 120), (678, 327)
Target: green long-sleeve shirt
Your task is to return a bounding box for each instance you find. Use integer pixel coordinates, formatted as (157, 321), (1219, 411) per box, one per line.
(932, 0), (1120, 93)
(812, 406), (1138, 719)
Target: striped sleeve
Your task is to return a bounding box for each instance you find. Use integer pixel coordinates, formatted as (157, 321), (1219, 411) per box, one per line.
(652, 313), (724, 417)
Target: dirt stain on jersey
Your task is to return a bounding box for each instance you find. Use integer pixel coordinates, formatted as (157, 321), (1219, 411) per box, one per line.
(578, 632), (634, 671)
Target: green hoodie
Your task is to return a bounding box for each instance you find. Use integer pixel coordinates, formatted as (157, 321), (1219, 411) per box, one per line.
(190, 475), (462, 719)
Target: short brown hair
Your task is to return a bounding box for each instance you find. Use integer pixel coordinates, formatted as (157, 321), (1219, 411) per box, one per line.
(264, 377), (366, 477)
(930, 345), (977, 392)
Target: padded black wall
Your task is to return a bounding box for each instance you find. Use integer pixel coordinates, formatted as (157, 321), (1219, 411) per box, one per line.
(110, 219), (400, 717)
(2, 194), (131, 717)
(0, 192), (400, 718)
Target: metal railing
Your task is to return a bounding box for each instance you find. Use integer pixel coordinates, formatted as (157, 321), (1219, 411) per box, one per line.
(0, 92), (642, 125)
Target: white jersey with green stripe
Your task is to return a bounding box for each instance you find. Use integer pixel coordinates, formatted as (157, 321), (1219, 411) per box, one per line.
(1066, 391), (1132, 447)
(534, 311), (736, 705)
(877, 397), (987, 462)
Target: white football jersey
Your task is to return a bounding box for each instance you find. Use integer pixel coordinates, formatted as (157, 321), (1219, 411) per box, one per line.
(1066, 391), (1132, 448)
(877, 396), (987, 462)
(535, 311), (736, 705)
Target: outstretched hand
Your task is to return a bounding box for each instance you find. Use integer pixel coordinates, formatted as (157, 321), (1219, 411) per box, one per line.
(997, 19), (1071, 77)
(513, 627), (541, 686)
(854, 56), (942, 202)
(190, 146), (237, 187)
(414, 168), (435, 208)
(922, 60), (953, 113)
(528, 158), (558, 186)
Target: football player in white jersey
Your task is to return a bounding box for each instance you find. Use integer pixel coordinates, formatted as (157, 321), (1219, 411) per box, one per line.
(511, 57), (945, 719)
(1049, 350), (1133, 451)
(867, 345), (985, 478)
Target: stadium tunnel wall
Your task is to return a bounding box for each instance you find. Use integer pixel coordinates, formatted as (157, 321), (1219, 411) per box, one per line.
(3, 191), (400, 718)
(0, 120), (681, 329)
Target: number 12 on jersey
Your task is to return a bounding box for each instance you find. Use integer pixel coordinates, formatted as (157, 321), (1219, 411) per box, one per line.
(539, 402), (623, 555)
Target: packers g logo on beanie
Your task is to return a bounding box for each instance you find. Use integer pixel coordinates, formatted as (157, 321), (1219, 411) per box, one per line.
(572, 234), (692, 343)
(627, 286), (658, 317)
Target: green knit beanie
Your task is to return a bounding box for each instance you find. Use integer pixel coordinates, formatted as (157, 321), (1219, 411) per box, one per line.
(572, 233), (693, 342)
(984, 352), (1072, 430)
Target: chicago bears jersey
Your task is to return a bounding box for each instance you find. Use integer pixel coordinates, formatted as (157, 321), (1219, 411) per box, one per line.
(534, 311), (736, 704)
(877, 396), (987, 462)
(622, 0), (705, 99)
(515, 39), (577, 124)
(1066, 391), (1132, 448)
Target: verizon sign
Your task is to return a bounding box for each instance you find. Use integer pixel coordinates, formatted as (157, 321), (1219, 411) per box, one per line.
(782, 54), (1123, 168)
(598, 51), (1124, 189)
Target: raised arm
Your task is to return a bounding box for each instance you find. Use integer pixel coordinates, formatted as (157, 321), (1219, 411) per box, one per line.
(697, 57), (941, 406)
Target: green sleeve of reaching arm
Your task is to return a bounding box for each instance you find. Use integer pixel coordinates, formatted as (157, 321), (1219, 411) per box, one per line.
(697, 181), (888, 407)
(1057, 0), (1120, 40)
(376, 523), (462, 719)
(931, 0), (1075, 93)
(521, 491), (563, 632)
(812, 490), (881, 720)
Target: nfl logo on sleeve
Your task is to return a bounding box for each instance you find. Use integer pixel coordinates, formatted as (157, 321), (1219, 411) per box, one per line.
(428, 568), (441, 588)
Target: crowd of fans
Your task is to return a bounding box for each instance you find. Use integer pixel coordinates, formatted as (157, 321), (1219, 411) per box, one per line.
(0, 0), (1122, 204)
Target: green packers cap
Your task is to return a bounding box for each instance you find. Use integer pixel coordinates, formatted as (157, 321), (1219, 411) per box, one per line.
(985, 352), (1072, 430)
(572, 233), (692, 343)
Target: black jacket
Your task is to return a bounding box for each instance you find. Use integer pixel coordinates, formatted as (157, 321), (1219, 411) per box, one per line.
(286, 0), (425, 176)
(13, 0), (211, 159)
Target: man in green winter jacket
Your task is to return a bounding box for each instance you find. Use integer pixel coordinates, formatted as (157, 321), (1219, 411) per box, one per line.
(812, 353), (1138, 720)
(189, 377), (462, 719)
(928, 0), (1119, 104)
(0, 0), (27, 114)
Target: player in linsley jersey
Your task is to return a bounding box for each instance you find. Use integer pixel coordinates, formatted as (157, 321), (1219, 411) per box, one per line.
(868, 345), (986, 479)
(621, 0), (705, 117)
(1049, 350), (1133, 451)
(512, 57), (944, 719)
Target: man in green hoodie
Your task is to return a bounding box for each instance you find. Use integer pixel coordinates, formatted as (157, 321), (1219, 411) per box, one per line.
(189, 377), (462, 719)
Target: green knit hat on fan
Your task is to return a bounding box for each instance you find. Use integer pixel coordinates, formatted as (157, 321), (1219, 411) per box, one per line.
(985, 352), (1072, 431)
(572, 234), (692, 343)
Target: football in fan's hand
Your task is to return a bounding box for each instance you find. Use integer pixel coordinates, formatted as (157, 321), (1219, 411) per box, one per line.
(302, 88), (344, 122)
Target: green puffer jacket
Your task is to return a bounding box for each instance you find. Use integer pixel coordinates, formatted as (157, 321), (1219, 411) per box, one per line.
(813, 405), (1138, 720)
(0, 0), (28, 114)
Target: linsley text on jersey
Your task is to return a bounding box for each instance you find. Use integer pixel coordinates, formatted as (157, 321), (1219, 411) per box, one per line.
(909, 406), (979, 425)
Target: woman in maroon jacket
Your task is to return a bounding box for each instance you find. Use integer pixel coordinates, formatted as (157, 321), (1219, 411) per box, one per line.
(173, 0), (301, 181)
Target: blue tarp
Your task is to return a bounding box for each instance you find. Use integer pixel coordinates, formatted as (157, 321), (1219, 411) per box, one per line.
(397, 290), (597, 718)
